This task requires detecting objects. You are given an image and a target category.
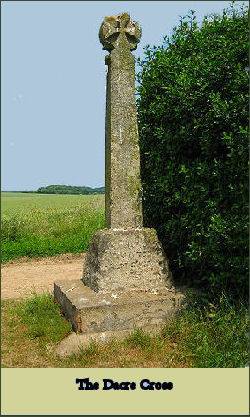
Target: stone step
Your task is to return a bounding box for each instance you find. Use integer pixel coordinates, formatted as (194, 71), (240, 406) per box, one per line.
(54, 279), (184, 334)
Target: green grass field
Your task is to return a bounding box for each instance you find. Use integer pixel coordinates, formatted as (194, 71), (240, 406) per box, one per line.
(1, 192), (105, 262)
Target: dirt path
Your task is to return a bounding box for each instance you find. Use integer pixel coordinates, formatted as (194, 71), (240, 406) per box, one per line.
(1, 253), (85, 300)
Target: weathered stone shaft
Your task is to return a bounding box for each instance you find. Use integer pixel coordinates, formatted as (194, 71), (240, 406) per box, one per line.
(104, 31), (143, 229)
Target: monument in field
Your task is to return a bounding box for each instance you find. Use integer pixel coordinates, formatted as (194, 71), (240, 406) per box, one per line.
(54, 13), (183, 337)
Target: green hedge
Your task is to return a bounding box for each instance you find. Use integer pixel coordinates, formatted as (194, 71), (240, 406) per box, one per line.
(137, 4), (248, 298)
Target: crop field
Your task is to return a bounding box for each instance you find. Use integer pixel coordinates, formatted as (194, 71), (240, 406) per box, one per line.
(1, 192), (105, 262)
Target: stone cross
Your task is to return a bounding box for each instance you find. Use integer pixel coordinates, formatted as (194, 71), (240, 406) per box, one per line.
(99, 12), (143, 229)
(81, 12), (172, 293)
(54, 14), (182, 338)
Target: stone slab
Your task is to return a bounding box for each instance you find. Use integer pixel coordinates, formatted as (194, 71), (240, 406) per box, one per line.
(54, 279), (184, 334)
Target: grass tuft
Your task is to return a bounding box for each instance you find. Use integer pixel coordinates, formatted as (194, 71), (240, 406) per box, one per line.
(125, 329), (152, 350)
(15, 293), (72, 344)
(162, 292), (249, 367)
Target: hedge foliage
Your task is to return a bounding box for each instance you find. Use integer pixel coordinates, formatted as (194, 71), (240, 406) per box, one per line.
(137, 4), (249, 298)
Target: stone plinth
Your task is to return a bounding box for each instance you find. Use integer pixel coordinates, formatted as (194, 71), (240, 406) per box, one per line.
(82, 228), (172, 292)
(54, 279), (184, 334)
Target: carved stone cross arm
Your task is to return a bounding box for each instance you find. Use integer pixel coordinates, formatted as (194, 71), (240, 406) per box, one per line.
(99, 12), (141, 52)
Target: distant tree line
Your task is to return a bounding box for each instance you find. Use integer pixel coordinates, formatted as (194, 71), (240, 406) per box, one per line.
(4, 190), (37, 193)
(37, 185), (105, 195)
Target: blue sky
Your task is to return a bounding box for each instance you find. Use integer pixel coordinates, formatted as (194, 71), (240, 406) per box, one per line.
(2, 1), (247, 190)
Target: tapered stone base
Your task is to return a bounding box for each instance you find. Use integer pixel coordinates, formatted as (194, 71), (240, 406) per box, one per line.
(82, 228), (172, 292)
(54, 279), (184, 334)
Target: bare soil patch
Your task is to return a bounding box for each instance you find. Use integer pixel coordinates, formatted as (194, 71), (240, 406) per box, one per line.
(1, 253), (85, 300)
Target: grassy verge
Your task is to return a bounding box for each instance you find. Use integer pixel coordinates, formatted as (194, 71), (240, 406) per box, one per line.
(162, 292), (249, 367)
(2, 196), (105, 262)
(1, 293), (248, 368)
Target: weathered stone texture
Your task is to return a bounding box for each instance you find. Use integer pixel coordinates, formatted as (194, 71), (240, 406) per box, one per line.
(99, 13), (141, 52)
(103, 14), (143, 229)
(82, 228), (172, 292)
(54, 279), (184, 334)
